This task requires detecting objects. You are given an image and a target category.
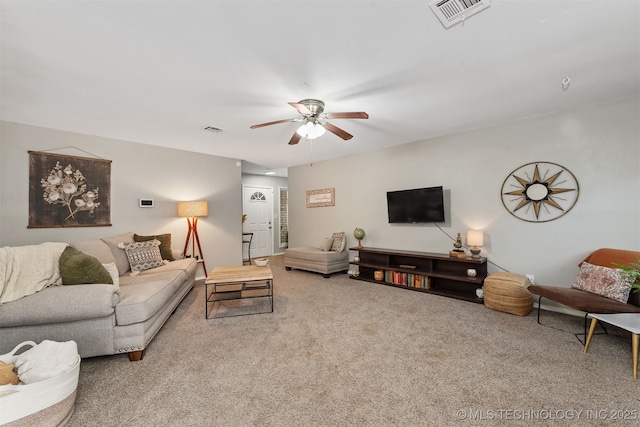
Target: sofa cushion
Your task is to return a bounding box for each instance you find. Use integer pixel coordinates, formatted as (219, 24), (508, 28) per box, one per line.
(59, 246), (113, 285)
(120, 240), (166, 274)
(0, 284), (118, 327)
(571, 261), (631, 303)
(133, 258), (196, 278)
(101, 232), (134, 276)
(116, 270), (188, 326)
(71, 239), (117, 266)
(134, 233), (174, 261)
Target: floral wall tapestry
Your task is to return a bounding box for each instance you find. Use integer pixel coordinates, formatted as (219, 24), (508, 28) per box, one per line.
(28, 151), (112, 228)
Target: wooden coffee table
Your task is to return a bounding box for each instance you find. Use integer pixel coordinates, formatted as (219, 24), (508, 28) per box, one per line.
(205, 265), (273, 318)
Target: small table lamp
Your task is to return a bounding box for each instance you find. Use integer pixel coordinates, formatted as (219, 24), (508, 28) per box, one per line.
(467, 230), (483, 258)
(177, 201), (208, 274)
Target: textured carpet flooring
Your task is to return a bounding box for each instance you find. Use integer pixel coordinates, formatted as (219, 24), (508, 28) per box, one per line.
(67, 258), (640, 426)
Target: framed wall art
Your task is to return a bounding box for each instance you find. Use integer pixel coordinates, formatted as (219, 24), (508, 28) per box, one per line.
(28, 151), (112, 228)
(500, 161), (579, 223)
(306, 188), (335, 208)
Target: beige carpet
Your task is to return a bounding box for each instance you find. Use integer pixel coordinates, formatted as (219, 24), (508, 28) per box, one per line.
(67, 258), (640, 426)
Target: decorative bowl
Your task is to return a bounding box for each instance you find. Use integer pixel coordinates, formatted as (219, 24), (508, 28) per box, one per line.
(254, 258), (269, 267)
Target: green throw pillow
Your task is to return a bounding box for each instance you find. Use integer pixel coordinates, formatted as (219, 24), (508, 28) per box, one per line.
(134, 233), (174, 261)
(59, 246), (114, 285)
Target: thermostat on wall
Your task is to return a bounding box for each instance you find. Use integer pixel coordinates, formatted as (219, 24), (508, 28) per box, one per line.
(139, 198), (154, 208)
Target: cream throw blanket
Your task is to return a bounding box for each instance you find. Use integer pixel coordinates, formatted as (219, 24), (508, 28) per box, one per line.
(0, 242), (68, 304)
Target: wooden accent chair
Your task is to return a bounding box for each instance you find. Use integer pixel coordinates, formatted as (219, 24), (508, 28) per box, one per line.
(528, 248), (640, 339)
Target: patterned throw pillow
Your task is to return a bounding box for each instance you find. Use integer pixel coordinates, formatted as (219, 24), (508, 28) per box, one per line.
(330, 232), (346, 252)
(571, 261), (632, 303)
(133, 233), (174, 261)
(119, 240), (166, 275)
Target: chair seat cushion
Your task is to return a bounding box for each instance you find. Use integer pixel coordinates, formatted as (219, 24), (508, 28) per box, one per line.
(528, 285), (640, 313)
(285, 246), (348, 262)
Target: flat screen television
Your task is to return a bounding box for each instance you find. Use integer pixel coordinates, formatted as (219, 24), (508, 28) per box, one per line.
(387, 186), (445, 223)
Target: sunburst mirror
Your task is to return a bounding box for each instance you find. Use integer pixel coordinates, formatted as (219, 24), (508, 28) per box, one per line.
(501, 161), (579, 223)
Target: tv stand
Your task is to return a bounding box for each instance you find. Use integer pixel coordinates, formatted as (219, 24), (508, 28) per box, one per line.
(349, 247), (487, 303)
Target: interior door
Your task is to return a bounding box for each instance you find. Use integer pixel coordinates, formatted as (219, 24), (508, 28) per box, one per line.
(243, 185), (273, 259)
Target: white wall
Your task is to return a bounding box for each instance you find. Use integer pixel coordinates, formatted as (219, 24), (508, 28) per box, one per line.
(0, 121), (244, 270)
(288, 98), (640, 291)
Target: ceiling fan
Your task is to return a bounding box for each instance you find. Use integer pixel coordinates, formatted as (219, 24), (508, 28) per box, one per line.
(250, 99), (369, 145)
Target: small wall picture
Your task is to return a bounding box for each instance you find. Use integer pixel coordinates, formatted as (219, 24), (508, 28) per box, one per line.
(306, 188), (335, 208)
(28, 151), (112, 228)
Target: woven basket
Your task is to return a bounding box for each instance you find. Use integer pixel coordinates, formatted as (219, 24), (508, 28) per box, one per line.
(483, 272), (533, 316)
(0, 341), (80, 426)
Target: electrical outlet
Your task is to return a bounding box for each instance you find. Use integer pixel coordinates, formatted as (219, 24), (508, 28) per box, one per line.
(526, 274), (535, 285)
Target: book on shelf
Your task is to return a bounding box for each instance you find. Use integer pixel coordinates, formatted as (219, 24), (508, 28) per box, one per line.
(378, 269), (431, 290)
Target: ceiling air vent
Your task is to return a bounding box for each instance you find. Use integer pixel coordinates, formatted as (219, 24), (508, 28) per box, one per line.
(429, 0), (491, 28)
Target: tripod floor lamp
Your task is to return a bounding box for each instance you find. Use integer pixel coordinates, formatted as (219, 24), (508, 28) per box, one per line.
(177, 200), (208, 275)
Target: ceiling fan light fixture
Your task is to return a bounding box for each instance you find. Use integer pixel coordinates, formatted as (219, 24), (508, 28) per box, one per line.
(311, 123), (326, 139)
(296, 122), (325, 140)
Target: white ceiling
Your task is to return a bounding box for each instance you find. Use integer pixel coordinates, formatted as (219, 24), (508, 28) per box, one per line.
(2, 1), (639, 177)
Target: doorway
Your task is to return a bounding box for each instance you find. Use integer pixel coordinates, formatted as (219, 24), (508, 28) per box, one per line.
(242, 185), (273, 259)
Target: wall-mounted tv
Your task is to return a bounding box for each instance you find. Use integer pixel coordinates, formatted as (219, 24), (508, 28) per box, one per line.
(387, 186), (445, 223)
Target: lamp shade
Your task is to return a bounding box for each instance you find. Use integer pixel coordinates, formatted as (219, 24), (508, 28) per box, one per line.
(467, 230), (484, 247)
(177, 201), (208, 218)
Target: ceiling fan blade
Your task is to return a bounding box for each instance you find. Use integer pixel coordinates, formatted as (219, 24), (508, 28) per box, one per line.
(322, 122), (353, 140)
(324, 112), (369, 119)
(250, 118), (295, 129)
(288, 102), (313, 116)
(288, 132), (302, 145)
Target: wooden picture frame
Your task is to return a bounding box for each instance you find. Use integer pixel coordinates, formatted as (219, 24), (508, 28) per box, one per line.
(306, 188), (335, 208)
(28, 151), (112, 228)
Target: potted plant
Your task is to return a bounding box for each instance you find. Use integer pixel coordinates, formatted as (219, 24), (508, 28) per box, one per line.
(615, 258), (640, 294)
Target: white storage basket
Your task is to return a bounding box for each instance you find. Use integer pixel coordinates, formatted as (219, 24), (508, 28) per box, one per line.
(0, 341), (80, 426)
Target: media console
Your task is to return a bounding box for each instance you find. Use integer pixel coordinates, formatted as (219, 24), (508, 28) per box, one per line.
(349, 247), (487, 303)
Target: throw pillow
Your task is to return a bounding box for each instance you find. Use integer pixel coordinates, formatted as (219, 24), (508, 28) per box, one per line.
(59, 246), (114, 286)
(133, 233), (174, 261)
(321, 238), (334, 252)
(119, 240), (166, 275)
(101, 232), (134, 276)
(102, 262), (120, 289)
(571, 261), (632, 303)
(330, 232), (346, 252)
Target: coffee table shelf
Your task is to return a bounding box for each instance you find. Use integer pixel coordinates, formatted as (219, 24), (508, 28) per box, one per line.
(205, 265), (273, 318)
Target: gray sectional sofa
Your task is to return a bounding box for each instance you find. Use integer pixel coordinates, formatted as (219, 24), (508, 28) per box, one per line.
(0, 232), (196, 361)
